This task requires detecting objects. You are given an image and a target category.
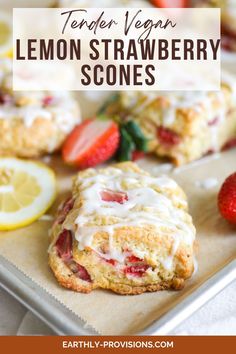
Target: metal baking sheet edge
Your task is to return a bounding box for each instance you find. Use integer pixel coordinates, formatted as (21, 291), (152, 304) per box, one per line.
(0, 255), (235, 335)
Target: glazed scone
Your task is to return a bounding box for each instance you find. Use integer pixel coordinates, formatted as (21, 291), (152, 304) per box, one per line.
(49, 162), (196, 295)
(105, 72), (236, 166)
(0, 59), (80, 157)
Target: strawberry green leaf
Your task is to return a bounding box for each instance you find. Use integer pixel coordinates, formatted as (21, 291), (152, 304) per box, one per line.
(123, 121), (148, 152)
(116, 128), (135, 162)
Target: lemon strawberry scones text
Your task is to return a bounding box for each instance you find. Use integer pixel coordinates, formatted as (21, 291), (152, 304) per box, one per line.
(49, 162), (196, 295)
(105, 72), (236, 165)
(0, 58), (80, 157)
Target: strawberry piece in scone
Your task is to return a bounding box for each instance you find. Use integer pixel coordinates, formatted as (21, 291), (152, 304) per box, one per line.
(157, 127), (181, 147)
(100, 189), (128, 204)
(55, 229), (73, 261)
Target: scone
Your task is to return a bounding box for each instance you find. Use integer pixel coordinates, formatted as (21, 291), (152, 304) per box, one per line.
(104, 72), (236, 166)
(49, 162), (196, 295)
(0, 58), (80, 157)
(221, 0), (236, 52)
(194, 0), (236, 52)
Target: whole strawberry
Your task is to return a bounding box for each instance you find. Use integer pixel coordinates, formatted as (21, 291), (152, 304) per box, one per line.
(218, 172), (236, 224)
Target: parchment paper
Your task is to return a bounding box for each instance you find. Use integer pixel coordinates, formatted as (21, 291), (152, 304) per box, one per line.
(0, 150), (235, 335)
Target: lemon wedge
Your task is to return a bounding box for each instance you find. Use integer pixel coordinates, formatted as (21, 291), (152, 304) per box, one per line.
(0, 158), (56, 230)
(0, 12), (12, 58)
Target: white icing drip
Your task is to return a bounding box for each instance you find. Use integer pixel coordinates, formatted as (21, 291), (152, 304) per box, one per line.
(0, 91), (79, 131)
(108, 234), (127, 263)
(74, 167), (195, 266)
(160, 237), (180, 271)
(95, 247), (127, 263)
(0, 59), (80, 130)
(125, 89), (228, 131)
(210, 125), (220, 151)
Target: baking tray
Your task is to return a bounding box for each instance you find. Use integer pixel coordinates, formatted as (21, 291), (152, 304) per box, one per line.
(0, 255), (235, 335)
(1, 99), (236, 336)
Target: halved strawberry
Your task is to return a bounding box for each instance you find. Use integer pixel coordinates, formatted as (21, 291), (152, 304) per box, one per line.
(55, 229), (72, 261)
(151, 0), (188, 7)
(157, 126), (181, 146)
(100, 189), (128, 204)
(124, 264), (149, 277)
(62, 118), (120, 169)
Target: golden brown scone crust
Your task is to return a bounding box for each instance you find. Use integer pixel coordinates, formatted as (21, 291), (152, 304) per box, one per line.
(49, 249), (185, 295)
(0, 116), (76, 157)
(49, 162), (196, 295)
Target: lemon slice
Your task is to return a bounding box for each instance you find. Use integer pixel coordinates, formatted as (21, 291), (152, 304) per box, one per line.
(0, 12), (12, 58)
(0, 158), (56, 230)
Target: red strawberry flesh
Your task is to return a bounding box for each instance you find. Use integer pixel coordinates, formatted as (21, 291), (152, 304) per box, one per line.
(157, 127), (181, 146)
(105, 259), (116, 266)
(218, 172), (236, 224)
(132, 150), (145, 161)
(55, 229), (92, 282)
(126, 255), (143, 263)
(100, 189), (128, 204)
(67, 260), (92, 282)
(151, 0), (188, 8)
(55, 197), (74, 225)
(124, 264), (149, 277)
(55, 229), (73, 261)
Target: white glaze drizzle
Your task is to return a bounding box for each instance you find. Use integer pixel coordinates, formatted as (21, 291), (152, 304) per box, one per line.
(0, 59), (79, 131)
(0, 91), (79, 132)
(122, 71), (236, 154)
(73, 167), (195, 268)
